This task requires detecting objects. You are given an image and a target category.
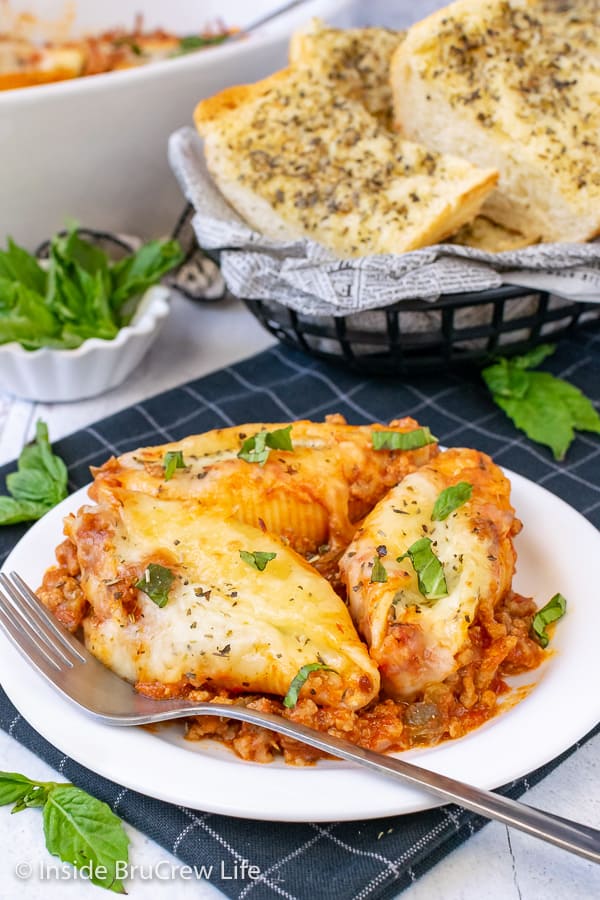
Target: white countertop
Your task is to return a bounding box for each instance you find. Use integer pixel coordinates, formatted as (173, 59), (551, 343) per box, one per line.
(0, 294), (598, 900)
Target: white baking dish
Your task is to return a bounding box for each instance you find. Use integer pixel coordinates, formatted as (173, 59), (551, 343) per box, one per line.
(0, 0), (355, 248)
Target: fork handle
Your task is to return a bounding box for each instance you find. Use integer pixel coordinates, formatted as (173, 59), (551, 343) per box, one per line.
(103, 702), (600, 864)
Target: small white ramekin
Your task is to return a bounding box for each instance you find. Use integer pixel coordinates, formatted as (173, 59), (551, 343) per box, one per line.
(0, 285), (171, 402)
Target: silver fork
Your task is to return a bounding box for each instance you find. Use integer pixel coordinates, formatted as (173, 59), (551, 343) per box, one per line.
(0, 570), (598, 864)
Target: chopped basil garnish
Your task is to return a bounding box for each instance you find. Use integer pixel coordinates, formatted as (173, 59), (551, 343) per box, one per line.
(173, 33), (229, 56)
(238, 425), (293, 465)
(531, 593), (567, 648)
(163, 450), (186, 481)
(239, 550), (277, 571)
(283, 663), (336, 708)
(135, 563), (175, 608)
(371, 556), (388, 583)
(397, 537), (448, 601)
(431, 482), (473, 521)
(371, 427), (437, 451)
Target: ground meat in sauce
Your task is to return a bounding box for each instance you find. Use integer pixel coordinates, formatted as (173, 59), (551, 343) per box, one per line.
(38, 534), (546, 764)
(183, 591), (544, 764)
(36, 540), (87, 632)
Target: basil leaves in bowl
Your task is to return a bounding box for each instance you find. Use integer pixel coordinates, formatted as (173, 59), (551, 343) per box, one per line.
(0, 226), (183, 401)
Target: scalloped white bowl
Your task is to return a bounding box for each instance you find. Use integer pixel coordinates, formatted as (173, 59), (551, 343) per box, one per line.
(0, 285), (170, 402)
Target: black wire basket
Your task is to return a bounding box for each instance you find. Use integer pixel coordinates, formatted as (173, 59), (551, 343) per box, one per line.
(170, 207), (598, 377)
(242, 287), (595, 376)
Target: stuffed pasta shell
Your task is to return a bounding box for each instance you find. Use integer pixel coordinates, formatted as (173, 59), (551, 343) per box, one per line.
(40, 489), (380, 711)
(339, 448), (520, 699)
(90, 415), (438, 569)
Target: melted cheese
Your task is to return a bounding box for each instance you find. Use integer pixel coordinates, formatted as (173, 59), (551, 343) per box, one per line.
(339, 448), (518, 698)
(90, 417), (439, 565)
(71, 491), (380, 710)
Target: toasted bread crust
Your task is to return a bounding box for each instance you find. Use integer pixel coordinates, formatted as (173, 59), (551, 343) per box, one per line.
(195, 67), (497, 258)
(287, 20), (535, 253)
(195, 69), (293, 132)
(289, 19), (403, 129)
(392, 0), (600, 243)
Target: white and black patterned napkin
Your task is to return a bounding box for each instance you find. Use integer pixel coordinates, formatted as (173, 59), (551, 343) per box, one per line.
(0, 326), (599, 899)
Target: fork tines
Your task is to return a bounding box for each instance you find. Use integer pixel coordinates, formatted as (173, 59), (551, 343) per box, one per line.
(0, 571), (85, 672)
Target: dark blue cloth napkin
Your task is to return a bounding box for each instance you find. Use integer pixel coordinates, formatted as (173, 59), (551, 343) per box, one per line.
(1, 322), (599, 899)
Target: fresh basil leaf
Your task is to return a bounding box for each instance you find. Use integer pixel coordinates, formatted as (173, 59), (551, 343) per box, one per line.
(163, 450), (186, 481)
(34, 420), (68, 489)
(43, 785), (129, 894)
(397, 537), (448, 601)
(512, 344), (556, 370)
(5, 468), (58, 503)
(0, 772), (36, 806)
(135, 563), (174, 608)
(483, 345), (556, 397)
(0, 772), (129, 893)
(54, 226), (110, 278)
(370, 556), (388, 583)
(0, 230), (182, 350)
(482, 349), (600, 460)
(531, 593), (567, 648)
(264, 424), (293, 451)
(482, 358), (530, 399)
(431, 482), (473, 521)
(283, 663), (336, 708)
(46, 232), (118, 346)
(0, 497), (52, 525)
(0, 239), (46, 293)
(238, 425), (294, 465)
(12, 785), (50, 813)
(8, 420), (67, 505)
(239, 550), (277, 571)
(0, 278), (62, 349)
(545, 377), (600, 435)
(110, 239), (184, 316)
(371, 427), (437, 451)
(0, 420), (68, 525)
(494, 377), (575, 461)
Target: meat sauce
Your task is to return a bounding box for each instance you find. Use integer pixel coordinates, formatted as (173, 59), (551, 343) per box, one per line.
(38, 539), (545, 765)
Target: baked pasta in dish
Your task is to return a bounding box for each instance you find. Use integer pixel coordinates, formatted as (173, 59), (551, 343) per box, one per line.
(0, 22), (236, 91)
(38, 417), (555, 765)
(90, 415), (438, 573)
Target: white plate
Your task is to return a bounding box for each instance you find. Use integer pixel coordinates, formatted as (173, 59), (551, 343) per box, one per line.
(1, 473), (599, 822)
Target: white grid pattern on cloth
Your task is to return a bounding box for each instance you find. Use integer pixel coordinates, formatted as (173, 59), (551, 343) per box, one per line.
(224, 365), (298, 421)
(269, 349), (389, 424)
(237, 828), (330, 900)
(183, 384), (237, 428)
(0, 324), (598, 900)
(311, 824), (402, 875)
(134, 403), (176, 445)
(176, 808), (299, 900)
(353, 818), (458, 900)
